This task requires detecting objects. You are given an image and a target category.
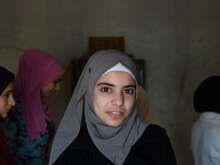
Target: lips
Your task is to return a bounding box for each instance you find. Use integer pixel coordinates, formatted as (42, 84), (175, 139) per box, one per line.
(107, 111), (124, 120)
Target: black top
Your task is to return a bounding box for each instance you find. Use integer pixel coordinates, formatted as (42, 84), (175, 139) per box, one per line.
(54, 116), (177, 165)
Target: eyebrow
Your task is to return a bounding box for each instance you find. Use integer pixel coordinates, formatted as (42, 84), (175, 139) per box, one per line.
(96, 82), (136, 88)
(96, 82), (114, 87)
(54, 78), (62, 83)
(1, 90), (14, 96)
(4, 89), (14, 94)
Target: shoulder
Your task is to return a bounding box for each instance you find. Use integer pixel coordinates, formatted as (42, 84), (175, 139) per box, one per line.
(192, 116), (220, 143)
(134, 124), (172, 150)
(141, 124), (168, 140)
(130, 124), (177, 165)
(134, 124), (176, 154)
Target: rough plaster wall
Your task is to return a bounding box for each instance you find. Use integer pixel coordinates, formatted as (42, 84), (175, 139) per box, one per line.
(45, 0), (83, 64)
(0, 0), (82, 66)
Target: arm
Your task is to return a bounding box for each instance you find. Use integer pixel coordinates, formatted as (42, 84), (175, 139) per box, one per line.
(206, 128), (220, 165)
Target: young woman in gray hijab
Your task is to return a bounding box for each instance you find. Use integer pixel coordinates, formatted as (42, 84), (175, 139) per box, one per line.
(49, 50), (177, 165)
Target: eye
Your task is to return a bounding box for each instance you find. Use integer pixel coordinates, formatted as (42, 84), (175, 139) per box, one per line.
(100, 86), (112, 93)
(2, 91), (14, 98)
(124, 88), (135, 95)
(54, 79), (62, 84)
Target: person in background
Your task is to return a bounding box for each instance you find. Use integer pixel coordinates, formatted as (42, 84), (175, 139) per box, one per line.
(3, 49), (64, 165)
(49, 50), (177, 165)
(191, 76), (220, 165)
(0, 66), (16, 165)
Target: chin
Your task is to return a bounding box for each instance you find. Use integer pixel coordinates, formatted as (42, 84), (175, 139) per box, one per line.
(0, 113), (8, 118)
(107, 121), (123, 127)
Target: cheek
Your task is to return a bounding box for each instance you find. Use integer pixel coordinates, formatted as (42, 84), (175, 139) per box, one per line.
(124, 97), (136, 112)
(93, 94), (104, 110)
(48, 84), (55, 90)
(93, 93), (110, 113)
(0, 99), (6, 110)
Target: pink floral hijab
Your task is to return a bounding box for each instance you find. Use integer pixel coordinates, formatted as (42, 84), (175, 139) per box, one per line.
(15, 49), (64, 140)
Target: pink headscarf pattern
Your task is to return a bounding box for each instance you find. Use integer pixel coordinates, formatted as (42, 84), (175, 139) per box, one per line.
(15, 49), (64, 140)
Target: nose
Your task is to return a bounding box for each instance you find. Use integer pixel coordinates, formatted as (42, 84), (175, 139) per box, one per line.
(8, 94), (16, 106)
(112, 92), (124, 106)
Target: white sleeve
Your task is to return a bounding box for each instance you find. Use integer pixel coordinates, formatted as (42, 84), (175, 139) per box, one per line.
(206, 127), (220, 165)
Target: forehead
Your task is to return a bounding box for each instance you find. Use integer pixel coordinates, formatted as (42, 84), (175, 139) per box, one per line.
(1, 82), (15, 95)
(96, 71), (135, 86)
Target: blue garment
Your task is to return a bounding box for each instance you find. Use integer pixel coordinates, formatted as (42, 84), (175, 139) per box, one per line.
(2, 102), (54, 165)
(191, 112), (220, 165)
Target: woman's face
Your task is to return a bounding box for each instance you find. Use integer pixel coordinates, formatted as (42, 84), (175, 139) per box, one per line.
(41, 79), (62, 97)
(93, 71), (136, 127)
(0, 82), (15, 118)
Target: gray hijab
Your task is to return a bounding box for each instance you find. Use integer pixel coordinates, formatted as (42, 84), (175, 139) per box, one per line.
(49, 50), (148, 165)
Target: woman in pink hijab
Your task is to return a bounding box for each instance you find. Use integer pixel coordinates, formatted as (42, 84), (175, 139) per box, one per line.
(5, 49), (64, 165)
